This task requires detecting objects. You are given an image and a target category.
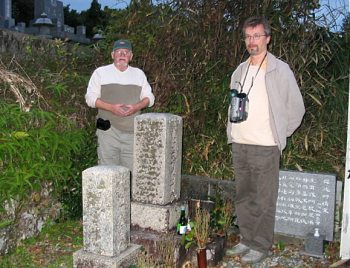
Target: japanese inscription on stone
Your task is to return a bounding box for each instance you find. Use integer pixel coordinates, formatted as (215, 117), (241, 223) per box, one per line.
(274, 170), (336, 241)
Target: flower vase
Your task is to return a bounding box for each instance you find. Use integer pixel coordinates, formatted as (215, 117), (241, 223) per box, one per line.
(196, 248), (207, 268)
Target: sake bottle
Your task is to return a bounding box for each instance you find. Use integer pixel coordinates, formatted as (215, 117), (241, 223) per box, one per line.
(177, 206), (187, 235)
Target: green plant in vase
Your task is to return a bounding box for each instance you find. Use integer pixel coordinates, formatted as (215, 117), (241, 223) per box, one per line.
(194, 206), (210, 249)
(181, 206), (211, 268)
(182, 220), (196, 250)
(182, 206), (210, 250)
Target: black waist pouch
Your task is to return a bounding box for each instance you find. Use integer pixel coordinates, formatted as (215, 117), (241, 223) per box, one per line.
(96, 118), (111, 131)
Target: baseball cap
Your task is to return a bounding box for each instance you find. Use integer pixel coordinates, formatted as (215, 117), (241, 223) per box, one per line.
(113, 39), (132, 51)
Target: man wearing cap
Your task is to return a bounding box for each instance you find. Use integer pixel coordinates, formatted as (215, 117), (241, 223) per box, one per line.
(85, 39), (155, 171)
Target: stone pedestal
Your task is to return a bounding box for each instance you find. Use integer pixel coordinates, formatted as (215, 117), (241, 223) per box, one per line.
(73, 245), (140, 268)
(73, 165), (141, 267)
(302, 233), (325, 258)
(132, 113), (183, 232)
(131, 201), (182, 232)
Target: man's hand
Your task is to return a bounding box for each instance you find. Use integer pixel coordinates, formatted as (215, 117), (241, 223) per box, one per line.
(109, 104), (132, 116)
(119, 104), (138, 116)
(109, 104), (138, 117)
(95, 97), (150, 117)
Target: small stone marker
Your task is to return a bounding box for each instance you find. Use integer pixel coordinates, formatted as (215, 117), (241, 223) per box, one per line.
(73, 165), (140, 267)
(303, 228), (325, 258)
(275, 170), (336, 241)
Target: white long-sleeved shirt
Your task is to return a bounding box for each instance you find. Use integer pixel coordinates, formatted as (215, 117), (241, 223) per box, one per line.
(85, 63), (155, 108)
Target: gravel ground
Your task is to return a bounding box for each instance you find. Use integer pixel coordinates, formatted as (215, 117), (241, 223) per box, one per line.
(217, 231), (344, 268)
(183, 229), (344, 268)
(221, 245), (331, 268)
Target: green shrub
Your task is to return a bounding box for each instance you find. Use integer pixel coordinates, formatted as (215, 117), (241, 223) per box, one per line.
(0, 102), (93, 215)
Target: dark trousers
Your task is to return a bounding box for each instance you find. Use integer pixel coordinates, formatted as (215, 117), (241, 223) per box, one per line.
(232, 143), (280, 253)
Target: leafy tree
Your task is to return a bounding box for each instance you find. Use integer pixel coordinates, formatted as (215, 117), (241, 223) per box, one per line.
(81, 0), (106, 38)
(63, 5), (83, 28)
(12, 0), (34, 25)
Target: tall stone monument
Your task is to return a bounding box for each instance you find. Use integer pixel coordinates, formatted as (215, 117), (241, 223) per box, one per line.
(131, 113), (183, 232)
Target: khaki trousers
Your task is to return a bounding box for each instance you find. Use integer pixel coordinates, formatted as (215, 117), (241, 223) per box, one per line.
(232, 143), (280, 253)
(96, 126), (134, 172)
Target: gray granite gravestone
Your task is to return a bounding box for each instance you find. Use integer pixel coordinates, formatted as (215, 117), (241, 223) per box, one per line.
(133, 113), (182, 205)
(73, 165), (140, 267)
(274, 170), (336, 241)
(131, 113), (183, 232)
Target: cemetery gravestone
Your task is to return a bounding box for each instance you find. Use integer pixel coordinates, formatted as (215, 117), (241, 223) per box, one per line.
(275, 170), (336, 241)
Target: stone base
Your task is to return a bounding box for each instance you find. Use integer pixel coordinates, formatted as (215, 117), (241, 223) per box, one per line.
(131, 201), (183, 232)
(301, 234), (325, 258)
(300, 249), (324, 259)
(73, 244), (141, 268)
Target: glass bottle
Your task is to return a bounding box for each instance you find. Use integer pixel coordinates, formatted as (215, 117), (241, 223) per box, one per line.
(177, 206), (187, 235)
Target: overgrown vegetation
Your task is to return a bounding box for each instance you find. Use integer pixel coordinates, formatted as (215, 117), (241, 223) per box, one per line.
(0, 0), (348, 247)
(0, 102), (85, 207)
(0, 42), (97, 218)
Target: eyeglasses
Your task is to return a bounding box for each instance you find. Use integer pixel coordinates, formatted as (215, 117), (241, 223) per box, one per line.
(244, 34), (267, 41)
(114, 50), (131, 56)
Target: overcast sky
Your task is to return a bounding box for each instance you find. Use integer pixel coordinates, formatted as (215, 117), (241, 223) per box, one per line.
(60, 0), (128, 12)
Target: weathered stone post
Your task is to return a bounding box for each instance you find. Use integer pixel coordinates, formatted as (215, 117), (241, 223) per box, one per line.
(73, 165), (140, 267)
(131, 113), (183, 232)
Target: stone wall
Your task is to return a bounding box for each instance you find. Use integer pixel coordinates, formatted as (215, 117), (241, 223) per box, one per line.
(0, 28), (53, 55)
(0, 182), (62, 255)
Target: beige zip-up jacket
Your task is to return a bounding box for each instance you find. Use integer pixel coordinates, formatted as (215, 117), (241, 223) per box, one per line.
(227, 52), (305, 152)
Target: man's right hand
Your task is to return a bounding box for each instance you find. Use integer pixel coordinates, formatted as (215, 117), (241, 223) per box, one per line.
(95, 99), (129, 117)
(109, 104), (130, 116)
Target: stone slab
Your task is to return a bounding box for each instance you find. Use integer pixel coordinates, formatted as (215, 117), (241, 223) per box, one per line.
(73, 244), (141, 268)
(131, 201), (182, 232)
(275, 170), (336, 241)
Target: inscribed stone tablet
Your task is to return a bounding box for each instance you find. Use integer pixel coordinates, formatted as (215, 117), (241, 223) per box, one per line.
(274, 170), (336, 241)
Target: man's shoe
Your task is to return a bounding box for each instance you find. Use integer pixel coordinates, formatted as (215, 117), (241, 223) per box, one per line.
(241, 249), (266, 264)
(225, 243), (250, 256)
